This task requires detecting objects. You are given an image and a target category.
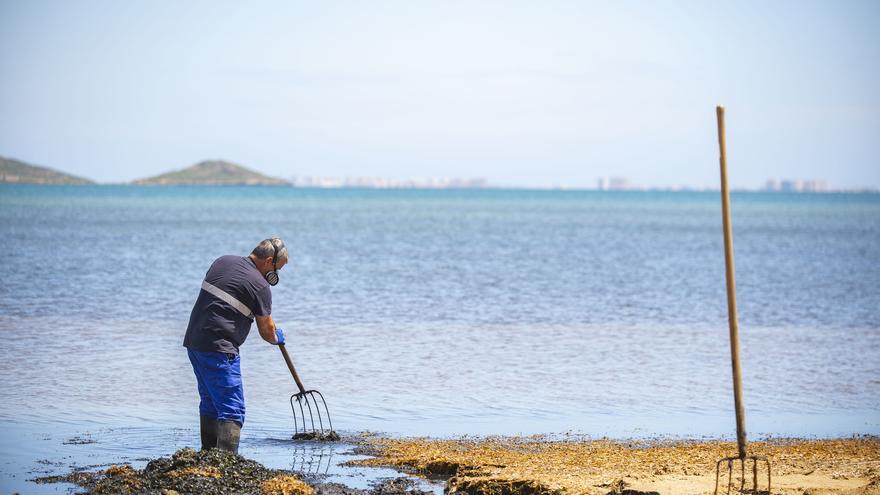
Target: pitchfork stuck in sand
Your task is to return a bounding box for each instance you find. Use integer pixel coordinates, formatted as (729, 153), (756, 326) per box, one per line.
(278, 344), (338, 441)
(713, 106), (771, 495)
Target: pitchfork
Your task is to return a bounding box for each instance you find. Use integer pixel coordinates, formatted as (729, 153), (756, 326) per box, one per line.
(278, 344), (336, 440)
(713, 106), (771, 494)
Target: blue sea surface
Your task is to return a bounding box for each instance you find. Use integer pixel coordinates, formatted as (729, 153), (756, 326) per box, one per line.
(1, 185), (878, 493)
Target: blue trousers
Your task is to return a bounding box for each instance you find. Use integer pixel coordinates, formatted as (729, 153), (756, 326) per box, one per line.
(187, 349), (245, 426)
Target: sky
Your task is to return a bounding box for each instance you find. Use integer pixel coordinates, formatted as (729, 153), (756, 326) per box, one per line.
(1, 1), (878, 189)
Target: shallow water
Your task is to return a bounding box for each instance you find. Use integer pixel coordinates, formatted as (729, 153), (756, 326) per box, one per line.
(1, 185), (879, 493)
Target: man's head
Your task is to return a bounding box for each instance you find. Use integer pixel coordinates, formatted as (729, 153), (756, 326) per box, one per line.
(250, 238), (289, 285)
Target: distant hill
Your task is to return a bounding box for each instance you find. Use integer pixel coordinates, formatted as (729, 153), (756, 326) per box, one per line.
(0, 156), (94, 184)
(132, 160), (290, 186)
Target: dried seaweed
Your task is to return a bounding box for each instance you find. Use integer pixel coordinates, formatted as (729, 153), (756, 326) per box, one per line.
(353, 436), (880, 495)
(263, 475), (316, 495)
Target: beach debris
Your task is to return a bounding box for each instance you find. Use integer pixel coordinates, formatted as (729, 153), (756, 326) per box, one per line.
(63, 434), (98, 445)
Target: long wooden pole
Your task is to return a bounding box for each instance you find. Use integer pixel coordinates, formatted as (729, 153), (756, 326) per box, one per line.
(279, 344), (308, 395)
(717, 105), (748, 459)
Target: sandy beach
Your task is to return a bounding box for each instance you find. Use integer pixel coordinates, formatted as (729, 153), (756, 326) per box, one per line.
(354, 435), (880, 495)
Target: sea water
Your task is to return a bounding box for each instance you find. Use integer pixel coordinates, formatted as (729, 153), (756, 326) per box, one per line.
(1, 185), (878, 492)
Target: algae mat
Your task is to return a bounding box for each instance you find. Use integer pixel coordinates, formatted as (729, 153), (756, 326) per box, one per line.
(353, 436), (880, 495)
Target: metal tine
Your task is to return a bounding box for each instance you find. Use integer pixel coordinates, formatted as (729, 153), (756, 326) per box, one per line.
(311, 390), (333, 433)
(727, 459), (732, 495)
(307, 392), (325, 433)
(753, 457), (758, 492)
(293, 393), (311, 433)
(714, 455), (771, 495)
(290, 395), (299, 434)
(290, 394), (308, 435)
(302, 393), (317, 432)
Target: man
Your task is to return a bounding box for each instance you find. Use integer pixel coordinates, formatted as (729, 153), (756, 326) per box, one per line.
(183, 238), (288, 454)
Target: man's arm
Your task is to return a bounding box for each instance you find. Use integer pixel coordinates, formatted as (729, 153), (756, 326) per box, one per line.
(255, 315), (280, 344)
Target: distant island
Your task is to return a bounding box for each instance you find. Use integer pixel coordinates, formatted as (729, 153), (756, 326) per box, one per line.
(132, 160), (290, 186)
(0, 156), (94, 185)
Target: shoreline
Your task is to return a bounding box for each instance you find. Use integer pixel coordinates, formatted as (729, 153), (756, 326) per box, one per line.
(31, 434), (880, 495)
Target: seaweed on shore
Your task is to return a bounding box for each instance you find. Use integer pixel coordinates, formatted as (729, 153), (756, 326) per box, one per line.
(351, 436), (880, 495)
(33, 447), (434, 495)
(34, 447), (313, 495)
(293, 431), (341, 442)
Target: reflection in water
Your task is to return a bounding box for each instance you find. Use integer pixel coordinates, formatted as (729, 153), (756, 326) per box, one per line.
(289, 443), (334, 476)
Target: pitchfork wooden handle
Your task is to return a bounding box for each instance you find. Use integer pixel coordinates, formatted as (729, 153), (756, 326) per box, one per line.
(278, 345), (308, 395)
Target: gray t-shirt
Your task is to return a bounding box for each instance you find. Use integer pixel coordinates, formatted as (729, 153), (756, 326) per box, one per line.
(183, 255), (272, 355)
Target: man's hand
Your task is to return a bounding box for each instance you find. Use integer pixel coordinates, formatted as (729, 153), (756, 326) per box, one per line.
(273, 328), (285, 346)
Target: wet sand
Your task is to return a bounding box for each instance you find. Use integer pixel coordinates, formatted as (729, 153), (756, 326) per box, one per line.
(34, 436), (880, 494)
(353, 436), (880, 495)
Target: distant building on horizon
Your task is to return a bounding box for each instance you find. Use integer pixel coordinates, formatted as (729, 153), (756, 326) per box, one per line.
(597, 176), (631, 191)
(292, 176), (488, 189)
(764, 178), (830, 192)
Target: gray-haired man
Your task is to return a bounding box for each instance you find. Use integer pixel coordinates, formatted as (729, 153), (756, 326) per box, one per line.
(183, 238), (288, 453)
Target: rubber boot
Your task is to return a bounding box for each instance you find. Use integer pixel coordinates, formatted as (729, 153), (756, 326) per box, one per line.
(217, 420), (241, 454)
(199, 416), (219, 450)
